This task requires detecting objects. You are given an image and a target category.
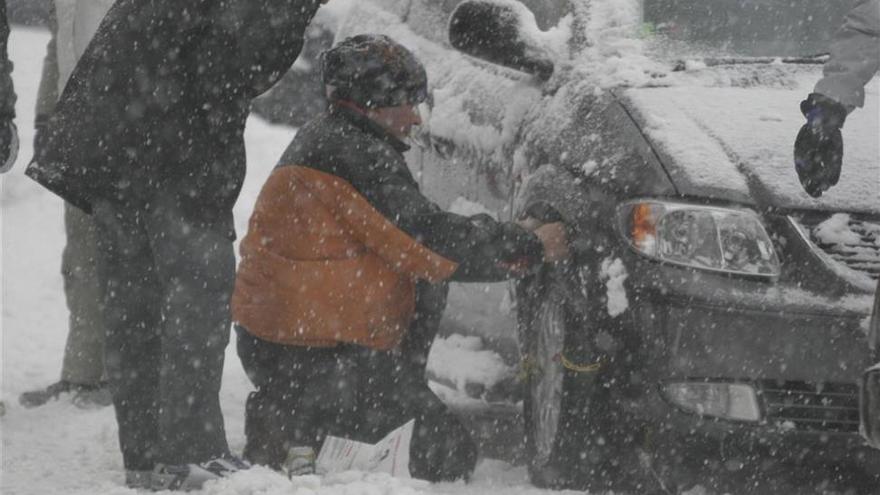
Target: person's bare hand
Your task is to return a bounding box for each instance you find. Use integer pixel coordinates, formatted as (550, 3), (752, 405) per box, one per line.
(534, 222), (570, 262)
(516, 216), (542, 232)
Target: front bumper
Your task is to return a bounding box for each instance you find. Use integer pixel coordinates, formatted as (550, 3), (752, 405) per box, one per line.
(605, 255), (877, 465)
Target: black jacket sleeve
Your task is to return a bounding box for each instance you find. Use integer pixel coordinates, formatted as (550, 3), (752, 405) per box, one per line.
(347, 144), (544, 282)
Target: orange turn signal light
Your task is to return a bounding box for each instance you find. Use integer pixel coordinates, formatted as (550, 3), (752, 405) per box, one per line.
(631, 203), (656, 247)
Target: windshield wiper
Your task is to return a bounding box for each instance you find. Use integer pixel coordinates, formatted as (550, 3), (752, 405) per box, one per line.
(673, 53), (829, 71)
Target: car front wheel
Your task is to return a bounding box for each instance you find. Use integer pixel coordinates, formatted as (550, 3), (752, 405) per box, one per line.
(518, 263), (656, 491)
(518, 264), (606, 489)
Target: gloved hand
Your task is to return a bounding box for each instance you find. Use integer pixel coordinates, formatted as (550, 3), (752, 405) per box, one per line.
(794, 93), (848, 198)
(0, 120), (19, 173)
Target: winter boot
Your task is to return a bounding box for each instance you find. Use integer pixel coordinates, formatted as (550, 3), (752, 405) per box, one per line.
(150, 456), (249, 491)
(71, 382), (113, 409)
(282, 446), (316, 477)
(18, 380), (75, 408)
(124, 470), (152, 489)
(243, 391), (287, 469)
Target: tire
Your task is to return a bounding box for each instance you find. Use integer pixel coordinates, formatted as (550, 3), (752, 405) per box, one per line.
(518, 263), (652, 492)
(518, 263), (600, 489)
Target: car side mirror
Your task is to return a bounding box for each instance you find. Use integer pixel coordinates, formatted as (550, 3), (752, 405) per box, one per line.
(449, 0), (554, 81)
(861, 366), (880, 448)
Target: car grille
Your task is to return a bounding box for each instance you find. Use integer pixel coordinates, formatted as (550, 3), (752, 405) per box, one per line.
(758, 381), (860, 433)
(794, 214), (880, 280)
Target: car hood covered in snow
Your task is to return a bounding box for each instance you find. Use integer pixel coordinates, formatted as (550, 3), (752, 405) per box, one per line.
(620, 69), (880, 214)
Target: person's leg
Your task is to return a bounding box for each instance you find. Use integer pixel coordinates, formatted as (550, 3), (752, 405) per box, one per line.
(237, 327), (359, 468)
(60, 202), (106, 385)
(404, 391), (478, 482)
(92, 200), (163, 472)
(146, 193), (234, 465)
(236, 326), (296, 469)
(388, 282), (476, 481)
(299, 345), (361, 445)
(19, 204), (109, 409)
(364, 350), (478, 482)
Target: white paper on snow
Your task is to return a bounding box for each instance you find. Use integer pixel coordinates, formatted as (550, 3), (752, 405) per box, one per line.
(316, 419), (415, 478)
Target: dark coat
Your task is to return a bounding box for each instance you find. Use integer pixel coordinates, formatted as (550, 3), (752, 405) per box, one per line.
(277, 103), (545, 280)
(26, 0), (322, 236)
(0, 0), (15, 122)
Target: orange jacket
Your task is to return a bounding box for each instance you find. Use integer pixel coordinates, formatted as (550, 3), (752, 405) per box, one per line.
(232, 165), (458, 350)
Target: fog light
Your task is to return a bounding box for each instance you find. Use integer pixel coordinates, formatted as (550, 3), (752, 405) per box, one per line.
(663, 382), (762, 422)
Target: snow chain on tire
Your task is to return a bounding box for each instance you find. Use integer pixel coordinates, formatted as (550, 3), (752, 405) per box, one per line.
(520, 353), (602, 378)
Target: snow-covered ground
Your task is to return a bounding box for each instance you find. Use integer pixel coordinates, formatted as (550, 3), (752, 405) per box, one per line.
(0, 27), (579, 495)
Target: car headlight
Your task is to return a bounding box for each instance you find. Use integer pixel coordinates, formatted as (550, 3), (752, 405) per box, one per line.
(617, 201), (780, 277)
(663, 381), (763, 423)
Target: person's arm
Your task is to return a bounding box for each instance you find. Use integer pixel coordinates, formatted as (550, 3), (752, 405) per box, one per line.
(814, 0), (880, 111)
(348, 153), (546, 282)
(793, 0), (880, 197)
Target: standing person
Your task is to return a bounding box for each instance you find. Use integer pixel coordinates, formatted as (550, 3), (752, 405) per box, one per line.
(0, 0), (19, 419)
(25, 0), (332, 489)
(0, 0), (17, 175)
(19, 0), (114, 411)
(792, 0), (879, 345)
(232, 34), (570, 481)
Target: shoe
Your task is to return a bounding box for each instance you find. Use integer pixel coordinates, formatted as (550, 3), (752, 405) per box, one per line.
(283, 446), (316, 478)
(19, 380), (112, 409)
(125, 470), (152, 489)
(18, 380), (74, 408)
(72, 383), (113, 409)
(150, 456), (249, 491)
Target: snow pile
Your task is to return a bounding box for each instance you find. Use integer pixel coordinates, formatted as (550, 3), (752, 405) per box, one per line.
(600, 258), (629, 317)
(199, 460), (582, 495)
(813, 213), (864, 246)
(426, 334), (515, 395)
(571, 0), (667, 90)
(448, 196), (495, 219)
(312, 0), (355, 31)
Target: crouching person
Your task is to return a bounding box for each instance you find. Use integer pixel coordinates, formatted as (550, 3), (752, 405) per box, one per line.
(231, 35), (568, 482)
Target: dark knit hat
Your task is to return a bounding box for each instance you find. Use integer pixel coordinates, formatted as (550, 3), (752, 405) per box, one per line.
(322, 34), (428, 108)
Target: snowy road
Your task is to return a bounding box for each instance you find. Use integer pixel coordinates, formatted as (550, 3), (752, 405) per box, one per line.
(0, 27), (872, 495)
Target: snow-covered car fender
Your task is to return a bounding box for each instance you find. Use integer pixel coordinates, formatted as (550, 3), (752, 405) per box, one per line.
(515, 162), (621, 258)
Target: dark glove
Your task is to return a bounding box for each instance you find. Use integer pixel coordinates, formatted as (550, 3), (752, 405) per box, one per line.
(0, 120), (19, 173)
(794, 93), (848, 198)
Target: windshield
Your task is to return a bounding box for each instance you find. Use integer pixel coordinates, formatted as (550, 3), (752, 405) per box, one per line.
(643, 0), (861, 58)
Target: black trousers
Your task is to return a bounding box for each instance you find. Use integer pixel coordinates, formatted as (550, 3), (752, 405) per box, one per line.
(92, 194), (234, 470)
(237, 279), (478, 481)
